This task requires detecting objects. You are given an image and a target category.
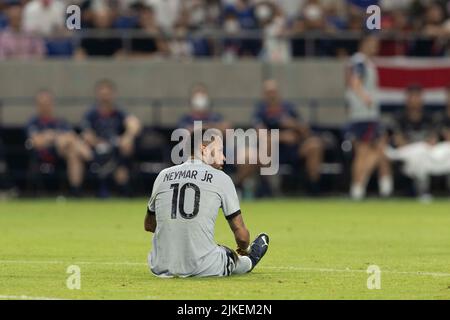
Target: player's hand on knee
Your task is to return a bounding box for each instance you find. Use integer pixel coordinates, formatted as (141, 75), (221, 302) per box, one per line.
(236, 247), (250, 256)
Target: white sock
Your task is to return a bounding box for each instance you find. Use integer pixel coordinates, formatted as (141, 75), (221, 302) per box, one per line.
(415, 176), (430, 196)
(379, 176), (393, 197)
(232, 256), (253, 275)
(350, 183), (366, 200)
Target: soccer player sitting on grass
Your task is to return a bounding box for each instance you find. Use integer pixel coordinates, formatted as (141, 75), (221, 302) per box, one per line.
(144, 129), (269, 277)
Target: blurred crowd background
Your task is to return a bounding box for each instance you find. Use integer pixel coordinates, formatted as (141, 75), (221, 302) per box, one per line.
(1, 0), (450, 60)
(1, 0), (450, 200)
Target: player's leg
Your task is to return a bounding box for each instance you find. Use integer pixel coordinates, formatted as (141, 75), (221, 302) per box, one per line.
(231, 233), (270, 275)
(377, 136), (393, 197)
(350, 122), (384, 200)
(115, 141), (134, 196)
(299, 136), (324, 194)
(351, 141), (371, 200)
(114, 165), (131, 196)
(378, 155), (393, 197)
(234, 146), (259, 198)
(56, 132), (86, 194)
(232, 255), (253, 275)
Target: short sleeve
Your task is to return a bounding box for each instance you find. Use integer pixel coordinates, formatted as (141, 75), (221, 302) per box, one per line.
(177, 115), (191, 129)
(80, 110), (94, 132)
(211, 113), (223, 123)
(59, 119), (72, 132)
(252, 103), (266, 127)
(285, 103), (299, 119)
(351, 59), (366, 80)
(26, 120), (38, 138)
(118, 109), (128, 121)
(147, 171), (164, 214)
(219, 173), (241, 220)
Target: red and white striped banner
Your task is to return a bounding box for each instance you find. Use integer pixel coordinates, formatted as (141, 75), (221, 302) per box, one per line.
(375, 58), (450, 104)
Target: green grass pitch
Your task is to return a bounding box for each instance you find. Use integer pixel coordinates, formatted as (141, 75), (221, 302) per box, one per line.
(1, 198), (450, 300)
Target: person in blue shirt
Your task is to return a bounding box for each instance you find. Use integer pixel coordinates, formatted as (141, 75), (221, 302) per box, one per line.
(81, 79), (142, 197)
(253, 79), (324, 194)
(26, 89), (92, 196)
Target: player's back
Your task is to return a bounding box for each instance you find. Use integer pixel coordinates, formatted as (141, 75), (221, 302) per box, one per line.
(346, 52), (379, 122)
(147, 159), (240, 277)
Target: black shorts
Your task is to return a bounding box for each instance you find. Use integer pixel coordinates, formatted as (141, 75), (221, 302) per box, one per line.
(348, 121), (381, 143)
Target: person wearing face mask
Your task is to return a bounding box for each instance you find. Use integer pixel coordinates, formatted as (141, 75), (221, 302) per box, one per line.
(178, 84), (230, 133)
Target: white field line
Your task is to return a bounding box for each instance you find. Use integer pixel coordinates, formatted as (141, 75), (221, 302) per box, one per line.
(1, 259), (450, 278)
(0, 295), (67, 300)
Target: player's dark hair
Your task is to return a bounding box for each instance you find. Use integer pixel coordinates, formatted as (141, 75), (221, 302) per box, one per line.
(35, 89), (54, 102)
(95, 79), (117, 92)
(406, 83), (423, 93)
(359, 33), (379, 49)
(190, 83), (209, 95)
(35, 88), (53, 96)
(6, 1), (21, 8)
(188, 128), (222, 157)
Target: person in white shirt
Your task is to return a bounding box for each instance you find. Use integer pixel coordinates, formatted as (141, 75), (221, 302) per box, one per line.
(22, 0), (65, 36)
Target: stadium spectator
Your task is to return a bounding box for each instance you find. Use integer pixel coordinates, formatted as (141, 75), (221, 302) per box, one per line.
(391, 86), (437, 147)
(386, 85), (450, 198)
(440, 85), (450, 142)
(0, 3), (8, 29)
(379, 8), (411, 56)
(257, 1), (291, 62)
(0, 137), (16, 197)
(75, 7), (123, 58)
(346, 35), (393, 200)
(411, 1), (447, 56)
(22, 0), (65, 36)
(169, 0), (219, 58)
(380, 0), (413, 11)
(144, 0), (182, 33)
(290, 0), (338, 56)
(346, 0), (379, 10)
(276, 0), (304, 20)
(386, 85), (438, 198)
(0, 2), (46, 60)
(253, 79), (324, 195)
(26, 89), (92, 196)
(81, 79), (142, 197)
(422, 1), (446, 38)
(223, 0), (261, 57)
(178, 83), (230, 133)
(128, 3), (168, 58)
(293, 0), (328, 32)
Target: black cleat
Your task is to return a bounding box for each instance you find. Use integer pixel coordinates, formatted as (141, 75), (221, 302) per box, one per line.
(248, 233), (269, 270)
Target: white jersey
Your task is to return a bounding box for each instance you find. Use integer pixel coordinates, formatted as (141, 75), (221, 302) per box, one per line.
(147, 159), (241, 277)
(346, 52), (379, 122)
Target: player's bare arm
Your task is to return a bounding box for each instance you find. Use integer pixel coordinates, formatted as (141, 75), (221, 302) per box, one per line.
(119, 115), (142, 155)
(227, 212), (250, 255)
(82, 128), (100, 147)
(30, 130), (56, 149)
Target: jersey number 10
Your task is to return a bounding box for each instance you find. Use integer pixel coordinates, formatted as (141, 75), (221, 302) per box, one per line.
(170, 183), (201, 219)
